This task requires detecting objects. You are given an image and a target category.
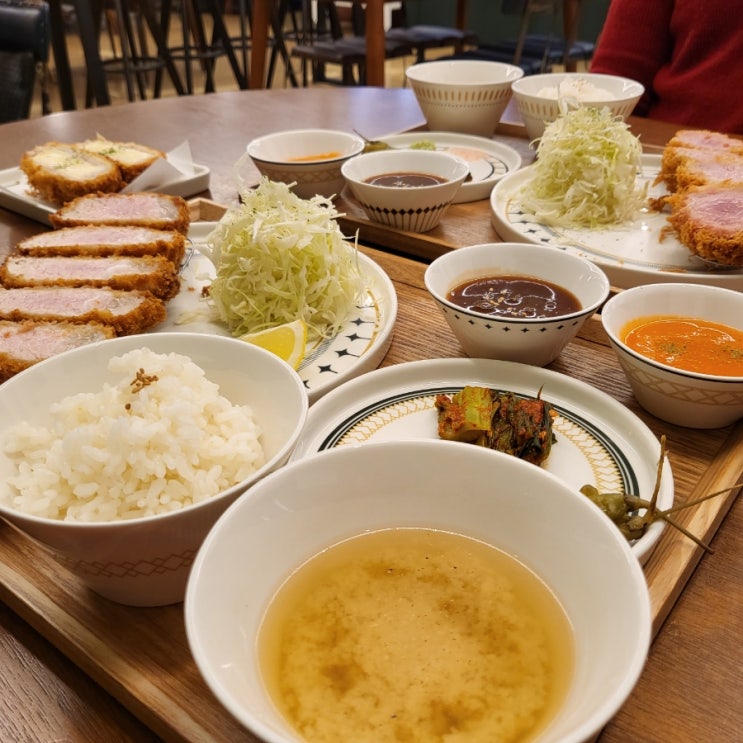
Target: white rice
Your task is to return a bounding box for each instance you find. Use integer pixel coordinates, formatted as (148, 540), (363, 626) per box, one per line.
(2, 348), (264, 522)
(537, 77), (616, 101)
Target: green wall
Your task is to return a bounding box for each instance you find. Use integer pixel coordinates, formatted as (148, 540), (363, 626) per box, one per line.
(404, 1), (610, 47)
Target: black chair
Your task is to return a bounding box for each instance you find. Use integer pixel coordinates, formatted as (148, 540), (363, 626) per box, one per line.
(441, 0), (594, 76)
(373, 1), (479, 65)
(291, 0), (413, 86)
(0, 0), (51, 122)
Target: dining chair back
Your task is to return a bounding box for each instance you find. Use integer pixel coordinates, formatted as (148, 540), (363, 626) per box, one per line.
(291, 0), (413, 86)
(0, 0), (50, 121)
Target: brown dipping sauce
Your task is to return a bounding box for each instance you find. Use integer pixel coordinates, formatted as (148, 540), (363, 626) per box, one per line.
(447, 275), (581, 319)
(365, 172), (447, 187)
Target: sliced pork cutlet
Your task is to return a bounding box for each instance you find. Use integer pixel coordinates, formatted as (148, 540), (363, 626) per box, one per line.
(20, 142), (124, 206)
(666, 129), (743, 154)
(666, 184), (743, 266)
(0, 286), (167, 336)
(77, 138), (165, 182)
(0, 320), (115, 382)
(658, 129), (743, 190)
(17, 225), (186, 266)
(50, 192), (191, 235)
(658, 146), (743, 192)
(0, 255), (181, 301)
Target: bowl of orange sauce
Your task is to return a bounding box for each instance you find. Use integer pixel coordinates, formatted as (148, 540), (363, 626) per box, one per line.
(602, 283), (743, 428)
(246, 129), (365, 199)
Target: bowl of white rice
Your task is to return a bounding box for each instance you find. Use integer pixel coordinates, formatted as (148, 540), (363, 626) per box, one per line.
(0, 333), (309, 606)
(511, 72), (644, 141)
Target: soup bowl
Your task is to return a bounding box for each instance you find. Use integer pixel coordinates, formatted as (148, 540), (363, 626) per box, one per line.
(405, 59), (524, 136)
(601, 283), (743, 428)
(246, 128), (365, 199)
(341, 148), (469, 232)
(511, 72), (644, 141)
(185, 440), (650, 743)
(424, 242), (611, 365)
(0, 333), (309, 606)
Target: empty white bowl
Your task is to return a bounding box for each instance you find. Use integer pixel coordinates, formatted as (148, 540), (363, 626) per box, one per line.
(405, 59), (524, 137)
(341, 148), (469, 232)
(601, 283), (743, 428)
(186, 439), (650, 743)
(246, 128), (365, 199)
(511, 72), (644, 141)
(0, 333), (309, 606)
(425, 242), (611, 365)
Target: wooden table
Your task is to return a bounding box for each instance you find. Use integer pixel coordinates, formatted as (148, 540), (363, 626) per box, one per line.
(1, 88), (742, 742)
(249, 1), (584, 88)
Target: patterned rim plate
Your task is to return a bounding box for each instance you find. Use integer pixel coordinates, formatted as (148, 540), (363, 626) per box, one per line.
(380, 131), (523, 203)
(159, 222), (397, 404)
(291, 357), (674, 564)
(490, 154), (743, 291)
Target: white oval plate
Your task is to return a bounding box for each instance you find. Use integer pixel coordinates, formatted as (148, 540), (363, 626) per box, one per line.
(380, 132), (523, 203)
(490, 154), (743, 290)
(157, 223), (397, 404)
(291, 358), (674, 564)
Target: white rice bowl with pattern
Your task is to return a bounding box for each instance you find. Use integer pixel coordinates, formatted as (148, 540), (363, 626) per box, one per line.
(0, 333), (308, 606)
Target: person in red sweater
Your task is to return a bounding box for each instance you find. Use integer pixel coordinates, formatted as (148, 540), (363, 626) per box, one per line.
(590, 0), (743, 134)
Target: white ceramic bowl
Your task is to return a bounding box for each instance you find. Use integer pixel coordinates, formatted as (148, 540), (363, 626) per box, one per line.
(424, 243), (611, 366)
(405, 59), (524, 137)
(341, 149), (469, 232)
(511, 72), (644, 141)
(246, 128), (365, 199)
(186, 440), (651, 743)
(601, 283), (743, 428)
(0, 333), (309, 606)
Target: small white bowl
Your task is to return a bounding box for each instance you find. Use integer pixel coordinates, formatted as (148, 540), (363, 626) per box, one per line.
(424, 243), (611, 366)
(186, 440), (650, 743)
(601, 283), (743, 428)
(511, 72), (644, 141)
(405, 59), (524, 137)
(246, 128), (365, 199)
(0, 333), (309, 606)
(341, 148), (469, 232)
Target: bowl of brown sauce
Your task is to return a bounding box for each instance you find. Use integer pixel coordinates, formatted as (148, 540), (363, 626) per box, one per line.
(602, 282), (743, 428)
(185, 439), (650, 743)
(424, 243), (611, 366)
(246, 129), (365, 199)
(341, 149), (469, 232)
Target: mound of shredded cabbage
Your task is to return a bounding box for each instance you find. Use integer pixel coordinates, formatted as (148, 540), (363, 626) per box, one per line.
(201, 179), (366, 339)
(519, 104), (646, 228)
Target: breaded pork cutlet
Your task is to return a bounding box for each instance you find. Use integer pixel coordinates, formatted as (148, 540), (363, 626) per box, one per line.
(0, 255), (181, 301)
(50, 192), (191, 235)
(20, 143), (124, 206)
(658, 129), (743, 190)
(0, 320), (115, 382)
(666, 184), (743, 266)
(77, 137), (164, 182)
(0, 286), (167, 336)
(17, 225), (187, 266)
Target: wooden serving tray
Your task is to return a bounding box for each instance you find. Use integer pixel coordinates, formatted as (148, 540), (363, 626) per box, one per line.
(0, 228), (741, 742)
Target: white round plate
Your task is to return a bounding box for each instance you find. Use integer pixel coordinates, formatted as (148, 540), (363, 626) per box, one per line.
(291, 358), (674, 564)
(380, 132), (523, 203)
(158, 223), (397, 404)
(490, 154), (743, 290)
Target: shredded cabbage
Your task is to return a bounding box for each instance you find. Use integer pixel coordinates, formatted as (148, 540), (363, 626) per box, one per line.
(201, 178), (366, 339)
(519, 104), (646, 228)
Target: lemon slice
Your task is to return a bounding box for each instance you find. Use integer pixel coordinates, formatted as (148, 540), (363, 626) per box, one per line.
(240, 320), (307, 369)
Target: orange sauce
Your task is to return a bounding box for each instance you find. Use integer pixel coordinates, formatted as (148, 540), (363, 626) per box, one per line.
(287, 151), (342, 162)
(621, 315), (743, 376)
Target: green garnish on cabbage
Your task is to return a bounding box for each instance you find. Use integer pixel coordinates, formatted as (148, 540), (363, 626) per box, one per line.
(202, 178), (366, 339)
(519, 105), (646, 228)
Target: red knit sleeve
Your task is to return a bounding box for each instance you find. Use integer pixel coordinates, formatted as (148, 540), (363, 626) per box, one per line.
(590, 0), (674, 117)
